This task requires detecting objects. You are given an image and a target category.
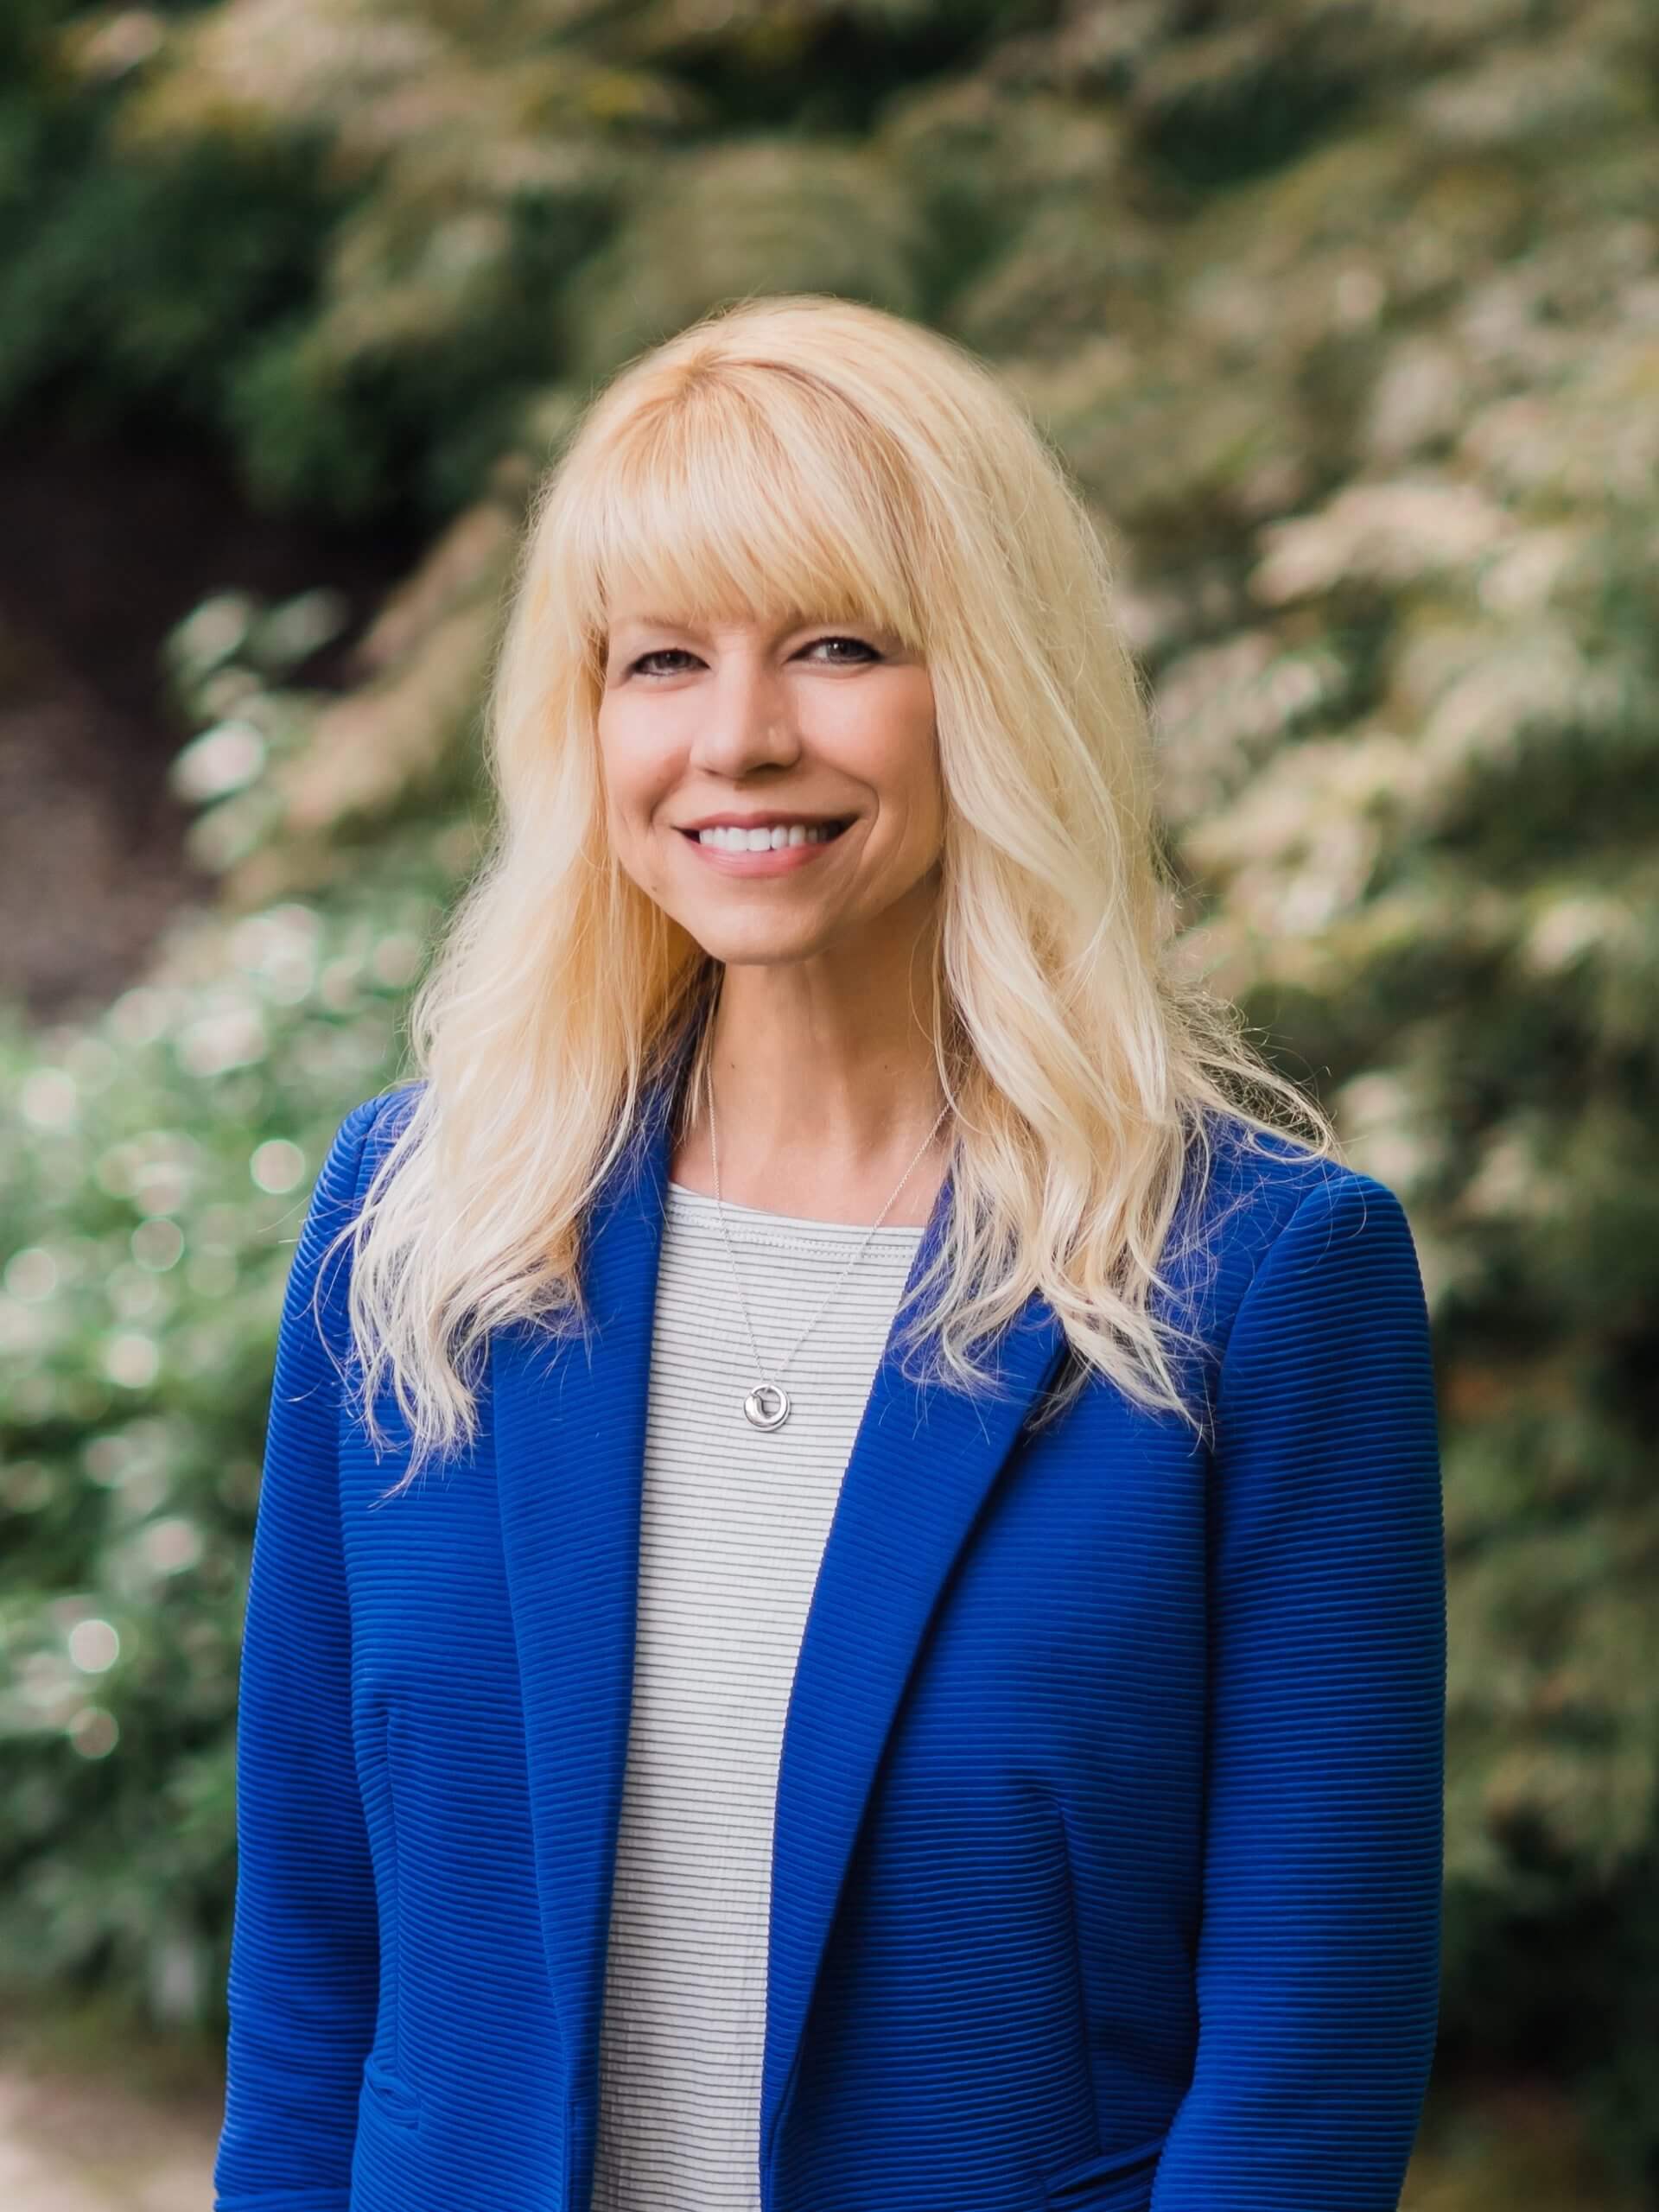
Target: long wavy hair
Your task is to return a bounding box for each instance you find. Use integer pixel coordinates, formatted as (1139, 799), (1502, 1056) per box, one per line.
(323, 291), (1338, 1500)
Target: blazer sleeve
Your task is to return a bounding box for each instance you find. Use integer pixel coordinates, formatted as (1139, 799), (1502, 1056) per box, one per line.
(1150, 1166), (1446, 2212)
(213, 1095), (385, 2212)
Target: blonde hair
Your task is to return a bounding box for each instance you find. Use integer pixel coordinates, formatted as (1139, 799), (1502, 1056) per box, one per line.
(325, 292), (1338, 1500)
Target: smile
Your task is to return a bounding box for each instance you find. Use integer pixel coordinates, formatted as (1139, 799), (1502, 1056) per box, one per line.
(678, 818), (857, 874)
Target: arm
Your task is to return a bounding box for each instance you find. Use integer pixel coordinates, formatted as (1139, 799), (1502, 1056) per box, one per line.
(213, 1096), (384, 2212)
(1151, 1167), (1446, 2212)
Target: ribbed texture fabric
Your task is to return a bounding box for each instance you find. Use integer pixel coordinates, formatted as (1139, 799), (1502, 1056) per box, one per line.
(213, 1085), (1446, 2212)
(592, 1182), (925, 2212)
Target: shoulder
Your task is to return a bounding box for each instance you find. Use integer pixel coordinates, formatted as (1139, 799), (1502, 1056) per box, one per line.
(1179, 1110), (1422, 1363)
(278, 1084), (429, 1346)
(296, 1082), (427, 1266)
(361, 1077), (425, 1166)
(1183, 1118), (1440, 1491)
(323, 1079), (427, 1192)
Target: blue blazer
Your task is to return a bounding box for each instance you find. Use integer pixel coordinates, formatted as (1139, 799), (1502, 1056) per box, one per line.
(213, 1057), (1446, 2212)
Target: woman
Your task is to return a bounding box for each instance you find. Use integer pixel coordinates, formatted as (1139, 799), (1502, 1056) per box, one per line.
(213, 295), (1445, 2212)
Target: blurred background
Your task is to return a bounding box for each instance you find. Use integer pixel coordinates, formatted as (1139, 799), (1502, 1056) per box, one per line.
(1, 0), (1656, 2205)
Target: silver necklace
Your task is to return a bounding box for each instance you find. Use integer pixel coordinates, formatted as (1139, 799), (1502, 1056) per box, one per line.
(702, 1052), (952, 1431)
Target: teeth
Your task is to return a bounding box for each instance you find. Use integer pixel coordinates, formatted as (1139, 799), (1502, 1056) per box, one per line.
(696, 821), (844, 850)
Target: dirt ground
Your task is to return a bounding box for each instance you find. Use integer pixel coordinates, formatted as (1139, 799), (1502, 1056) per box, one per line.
(0, 2049), (220, 2211)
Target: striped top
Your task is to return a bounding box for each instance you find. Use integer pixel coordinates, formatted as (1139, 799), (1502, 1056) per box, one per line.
(589, 1179), (929, 2212)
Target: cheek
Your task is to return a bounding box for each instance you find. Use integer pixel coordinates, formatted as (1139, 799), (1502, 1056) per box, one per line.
(845, 690), (938, 809)
(600, 753), (675, 838)
(598, 702), (674, 785)
(883, 730), (945, 842)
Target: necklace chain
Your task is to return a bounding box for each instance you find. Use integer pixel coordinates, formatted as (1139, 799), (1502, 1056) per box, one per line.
(704, 1050), (951, 1431)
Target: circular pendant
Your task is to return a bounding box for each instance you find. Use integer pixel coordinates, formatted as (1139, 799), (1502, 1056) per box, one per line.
(743, 1381), (791, 1431)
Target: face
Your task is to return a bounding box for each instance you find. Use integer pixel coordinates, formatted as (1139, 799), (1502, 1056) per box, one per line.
(596, 604), (944, 973)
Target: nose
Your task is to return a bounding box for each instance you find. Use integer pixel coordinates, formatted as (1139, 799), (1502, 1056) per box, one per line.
(687, 652), (801, 778)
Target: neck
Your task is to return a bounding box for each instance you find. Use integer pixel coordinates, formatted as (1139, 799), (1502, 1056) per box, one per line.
(673, 962), (953, 1226)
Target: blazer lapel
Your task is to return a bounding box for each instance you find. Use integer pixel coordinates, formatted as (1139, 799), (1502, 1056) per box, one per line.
(492, 1047), (1071, 2201)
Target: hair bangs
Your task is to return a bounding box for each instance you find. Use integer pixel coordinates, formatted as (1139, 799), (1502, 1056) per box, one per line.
(578, 374), (926, 661)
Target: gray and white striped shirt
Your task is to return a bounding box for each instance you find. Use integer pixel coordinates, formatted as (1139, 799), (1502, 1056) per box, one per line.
(589, 1179), (928, 2212)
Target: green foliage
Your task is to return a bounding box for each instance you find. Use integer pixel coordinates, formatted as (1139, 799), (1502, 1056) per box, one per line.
(222, 149), (620, 518)
(1134, 24), (1369, 190)
(560, 137), (928, 375)
(3, 0), (1659, 2190)
(0, 100), (350, 433)
(0, 601), (464, 2018)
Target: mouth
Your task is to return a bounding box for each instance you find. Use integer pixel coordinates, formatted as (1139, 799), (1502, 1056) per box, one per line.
(678, 817), (855, 844)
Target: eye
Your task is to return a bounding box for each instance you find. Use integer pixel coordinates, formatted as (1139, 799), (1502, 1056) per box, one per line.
(626, 634), (882, 679)
(810, 633), (883, 664)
